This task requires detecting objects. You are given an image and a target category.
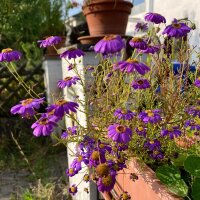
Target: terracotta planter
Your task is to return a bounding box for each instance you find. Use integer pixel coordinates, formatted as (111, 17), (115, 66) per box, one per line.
(110, 159), (182, 200)
(82, 0), (133, 36)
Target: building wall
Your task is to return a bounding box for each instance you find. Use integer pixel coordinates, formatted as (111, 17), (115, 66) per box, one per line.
(126, 0), (200, 61)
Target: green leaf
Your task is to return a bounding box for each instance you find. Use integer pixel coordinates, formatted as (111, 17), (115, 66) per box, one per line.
(184, 155), (200, 177)
(171, 154), (188, 166)
(192, 178), (200, 200)
(168, 180), (188, 197)
(156, 165), (188, 197)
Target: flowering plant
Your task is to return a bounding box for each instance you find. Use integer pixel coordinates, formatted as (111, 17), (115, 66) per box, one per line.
(2, 12), (200, 199)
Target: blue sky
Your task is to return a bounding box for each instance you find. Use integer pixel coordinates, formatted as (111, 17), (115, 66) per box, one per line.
(68, 0), (144, 17)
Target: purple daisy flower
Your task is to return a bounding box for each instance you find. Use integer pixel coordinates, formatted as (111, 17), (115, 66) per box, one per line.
(97, 170), (116, 192)
(144, 139), (161, 151)
(135, 126), (147, 137)
(194, 77), (200, 87)
(60, 47), (84, 60)
(66, 167), (78, 177)
(131, 78), (150, 90)
(10, 97), (45, 118)
(185, 120), (200, 132)
(37, 36), (61, 48)
(135, 22), (148, 32)
(44, 107), (62, 122)
(61, 126), (77, 139)
(161, 126), (182, 139)
(70, 155), (88, 172)
(31, 116), (57, 137)
(114, 58), (150, 75)
(129, 37), (147, 50)
(47, 99), (79, 118)
(139, 109), (162, 124)
(57, 76), (80, 88)
(94, 35), (125, 55)
(139, 45), (160, 54)
(144, 12), (166, 24)
(114, 109), (136, 120)
(107, 124), (133, 143)
(186, 106), (200, 118)
(89, 149), (106, 167)
(162, 19), (191, 38)
(150, 151), (164, 160)
(69, 184), (78, 195)
(0, 48), (21, 62)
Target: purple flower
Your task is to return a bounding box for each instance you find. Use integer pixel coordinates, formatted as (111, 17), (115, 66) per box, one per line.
(144, 12), (166, 24)
(57, 76), (80, 88)
(131, 78), (150, 90)
(60, 48), (84, 59)
(139, 45), (160, 54)
(186, 106), (200, 118)
(135, 22), (148, 32)
(69, 184), (78, 195)
(161, 126), (182, 139)
(144, 139), (161, 151)
(114, 58), (150, 75)
(44, 108), (62, 122)
(150, 151), (164, 160)
(139, 109), (162, 124)
(37, 36), (61, 48)
(61, 132), (68, 139)
(94, 35), (125, 55)
(107, 124), (132, 143)
(31, 116), (57, 137)
(162, 19), (191, 38)
(194, 77), (200, 87)
(70, 155), (88, 172)
(89, 150), (106, 167)
(185, 120), (200, 132)
(135, 126), (147, 137)
(10, 98), (45, 118)
(47, 99), (79, 118)
(0, 48), (21, 62)
(114, 109), (136, 120)
(66, 167), (78, 177)
(129, 37), (147, 50)
(97, 170), (116, 192)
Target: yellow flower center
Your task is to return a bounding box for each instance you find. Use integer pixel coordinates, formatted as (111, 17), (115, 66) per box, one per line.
(39, 118), (49, 125)
(2, 48), (13, 53)
(70, 186), (76, 193)
(83, 174), (90, 182)
(102, 175), (113, 186)
(116, 125), (126, 133)
(55, 99), (67, 106)
(132, 37), (143, 42)
(137, 80), (144, 85)
(172, 23), (181, 29)
(99, 144), (105, 149)
(138, 126), (144, 131)
(91, 151), (100, 160)
(198, 77), (200, 81)
(146, 110), (154, 117)
(64, 77), (72, 81)
(103, 35), (117, 41)
(126, 58), (138, 63)
(21, 98), (33, 106)
(69, 168), (74, 174)
(122, 193), (129, 200)
(96, 163), (109, 177)
(77, 156), (83, 162)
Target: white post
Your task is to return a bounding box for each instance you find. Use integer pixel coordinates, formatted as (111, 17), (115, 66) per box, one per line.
(61, 46), (99, 200)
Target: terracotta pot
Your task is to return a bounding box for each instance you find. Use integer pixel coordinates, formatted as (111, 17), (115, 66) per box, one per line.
(112, 159), (183, 200)
(46, 36), (66, 57)
(82, 0), (133, 36)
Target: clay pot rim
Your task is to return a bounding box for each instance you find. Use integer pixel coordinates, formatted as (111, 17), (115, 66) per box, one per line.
(82, 0), (133, 16)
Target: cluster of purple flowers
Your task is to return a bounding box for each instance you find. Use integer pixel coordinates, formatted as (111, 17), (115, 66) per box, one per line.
(65, 136), (132, 196)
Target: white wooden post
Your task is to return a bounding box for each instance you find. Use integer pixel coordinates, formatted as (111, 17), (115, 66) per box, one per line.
(61, 45), (99, 200)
